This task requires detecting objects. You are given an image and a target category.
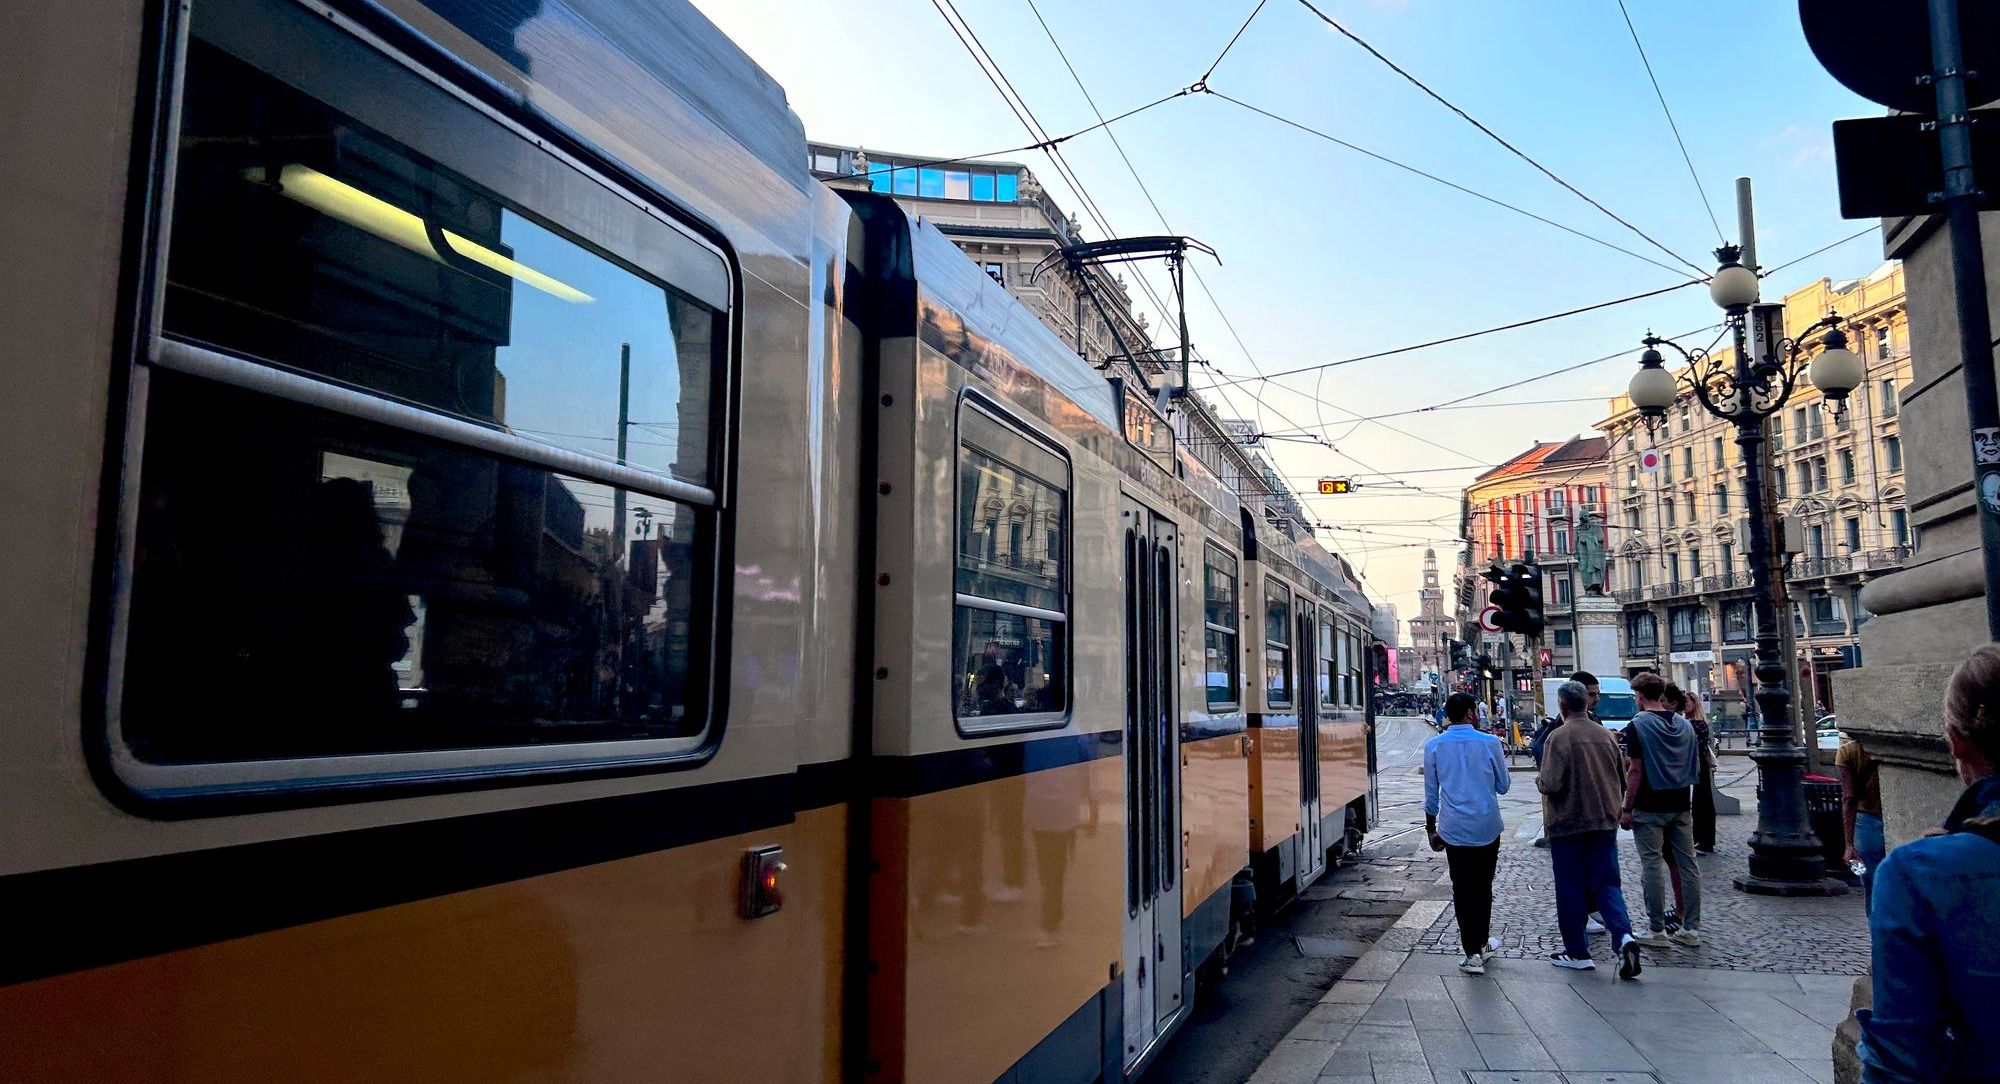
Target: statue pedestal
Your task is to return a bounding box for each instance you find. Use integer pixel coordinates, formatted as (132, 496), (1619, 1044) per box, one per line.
(1572, 593), (1623, 679)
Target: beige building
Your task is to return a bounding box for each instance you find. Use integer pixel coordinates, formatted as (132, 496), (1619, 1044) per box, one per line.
(1596, 263), (1913, 719)
(1452, 436), (1610, 682)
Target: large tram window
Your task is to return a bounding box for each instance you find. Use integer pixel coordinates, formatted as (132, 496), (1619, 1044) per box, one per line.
(1264, 583), (1293, 708)
(954, 404), (1069, 728)
(122, 374), (712, 763)
(1202, 546), (1240, 710)
(113, 13), (728, 780)
(163, 40), (719, 488)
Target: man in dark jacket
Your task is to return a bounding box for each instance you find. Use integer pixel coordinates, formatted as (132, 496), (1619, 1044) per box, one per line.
(1538, 680), (1641, 978)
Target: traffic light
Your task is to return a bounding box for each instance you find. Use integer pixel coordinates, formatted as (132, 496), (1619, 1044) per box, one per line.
(1485, 561), (1546, 637)
(1448, 639), (1471, 670)
(1477, 654), (1497, 681)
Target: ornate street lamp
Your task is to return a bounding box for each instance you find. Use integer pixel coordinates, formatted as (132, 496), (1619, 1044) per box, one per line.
(1627, 243), (1861, 895)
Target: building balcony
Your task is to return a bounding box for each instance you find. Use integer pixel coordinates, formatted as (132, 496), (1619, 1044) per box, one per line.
(1789, 546), (1910, 581)
(1613, 587), (1645, 605)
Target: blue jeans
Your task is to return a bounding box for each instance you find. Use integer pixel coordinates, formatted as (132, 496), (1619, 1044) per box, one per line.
(1855, 811), (1885, 909)
(1550, 830), (1634, 957)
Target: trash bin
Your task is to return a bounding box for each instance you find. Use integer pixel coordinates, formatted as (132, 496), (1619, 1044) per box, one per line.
(1803, 775), (1846, 876)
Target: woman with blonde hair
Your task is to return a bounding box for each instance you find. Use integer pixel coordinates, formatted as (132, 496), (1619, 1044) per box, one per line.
(1857, 643), (2000, 1083)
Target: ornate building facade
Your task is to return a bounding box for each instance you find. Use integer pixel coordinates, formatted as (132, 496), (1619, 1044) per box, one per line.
(1596, 263), (1913, 718)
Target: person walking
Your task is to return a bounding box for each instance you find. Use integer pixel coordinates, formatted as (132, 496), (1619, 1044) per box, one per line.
(1857, 644), (2000, 1084)
(1676, 688), (1720, 855)
(1839, 733), (1884, 910)
(1537, 680), (1643, 978)
(1425, 691), (1511, 975)
(1621, 672), (1703, 949)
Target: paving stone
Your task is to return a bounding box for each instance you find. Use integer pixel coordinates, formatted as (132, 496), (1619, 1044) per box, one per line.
(1416, 1028), (1487, 1070)
(1286, 1004), (1364, 1043)
(1444, 978), (1532, 1034)
(1464, 1072), (1564, 1084)
(1362, 997), (1416, 1027)
(1408, 998), (1470, 1030)
(1649, 1051), (1819, 1084)
(1246, 1039), (1336, 1084)
(1344, 948), (1412, 981)
(1314, 1044), (1372, 1077)
(1372, 1054), (1438, 1084)
(1343, 1024), (1425, 1058)
(1786, 1055), (1838, 1084)
(1560, 1075), (1659, 1084)
(1469, 1033), (1556, 1071)
(1527, 1030), (1651, 1073)
(1322, 979), (1388, 1005)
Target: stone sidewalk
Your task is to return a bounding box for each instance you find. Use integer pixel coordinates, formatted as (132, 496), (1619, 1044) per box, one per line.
(1246, 767), (1867, 1084)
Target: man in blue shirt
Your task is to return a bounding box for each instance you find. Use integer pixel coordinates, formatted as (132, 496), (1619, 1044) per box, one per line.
(1426, 691), (1512, 975)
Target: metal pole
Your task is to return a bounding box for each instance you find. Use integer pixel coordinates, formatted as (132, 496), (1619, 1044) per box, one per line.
(1927, 0), (2000, 640)
(1727, 183), (1836, 892)
(1735, 177), (1757, 273)
(613, 342), (631, 546)
(1175, 249), (1191, 397)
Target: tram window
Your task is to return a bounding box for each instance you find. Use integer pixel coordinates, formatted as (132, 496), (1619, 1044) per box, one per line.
(1318, 614), (1337, 710)
(1203, 545), (1240, 709)
(115, 12), (728, 779)
(1264, 582), (1293, 708)
(954, 404), (1069, 728)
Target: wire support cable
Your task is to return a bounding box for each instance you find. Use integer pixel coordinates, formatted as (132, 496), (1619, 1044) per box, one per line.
(1292, 0), (1709, 277)
(1614, 0), (1725, 244)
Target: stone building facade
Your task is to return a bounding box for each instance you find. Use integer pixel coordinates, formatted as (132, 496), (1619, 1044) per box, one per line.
(1596, 265), (1913, 723)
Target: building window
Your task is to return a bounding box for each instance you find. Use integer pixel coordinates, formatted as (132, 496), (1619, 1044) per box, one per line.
(1670, 605), (1708, 647)
(982, 262), (1005, 285)
(1771, 415), (1785, 450)
(1554, 527), (1570, 554)
(1885, 435), (1902, 471)
(1555, 577), (1573, 605)
(126, 21), (734, 781)
(1683, 453), (1694, 479)
(1663, 451), (1672, 478)
(1714, 483), (1729, 515)
(1774, 467), (1788, 497)
(916, 167), (945, 198)
(1664, 497), (1676, 527)
(1204, 545), (1240, 709)
(943, 170), (971, 199)
(1845, 517), (1862, 552)
(1679, 402), (1691, 432)
(1265, 581), (1294, 707)
(892, 164), (918, 196)
(956, 405), (1069, 727)
(1875, 324), (1893, 359)
(1892, 508), (1910, 546)
(1809, 524), (1826, 561)
(1810, 590), (1846, 634)
(1836, 406), (1852, 432)
(1554, 628), (1574, 647)
(1723, 600), (1752, 641)
(1626, 433), (1636, 452)
(811, 151), (840, 174)
(1689, 548), (1703, 578)
(1627, 465), (1638, 490)
(1627, 612), (1658, 651)
(1629, 559), (1647, 589)
(1721, 542), (1734, 572)
(1793, 407), (1809, 439)
(1881, 379), (1899, 417)
(970, 172), (996, 201)
(1669, 552), (1683, 585)
(1854, 587), (1874, 628)
(1712, 435), (1725, 466)
(996, 172), (1020, 202)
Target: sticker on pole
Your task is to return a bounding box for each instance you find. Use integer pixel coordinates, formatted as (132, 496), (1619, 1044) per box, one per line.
(1638, 448), (1661, 472)
(1975, 428), (2000, 465)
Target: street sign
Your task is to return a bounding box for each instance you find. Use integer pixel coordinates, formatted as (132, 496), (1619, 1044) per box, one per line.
(1638, 448), (1660, 473)
(1477, 605), (1501, 633)
(1538, 647), (1552, 668)
(1317, 478), (1352, 495)
(1800, 0), (1998, 114)
(1832, 112), (2000, 218)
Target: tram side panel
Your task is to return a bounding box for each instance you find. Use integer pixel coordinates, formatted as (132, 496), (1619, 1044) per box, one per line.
(0, 0), (851, 1080)
(1244, 563), (1305, 889)
(856, 205), (1126, 1084)
(1176, 525), (1249, 967)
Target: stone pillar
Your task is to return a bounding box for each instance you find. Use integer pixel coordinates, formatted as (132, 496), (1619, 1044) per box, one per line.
(1573, 593), (1623, 679)
(1828, 211), (2000, 1084)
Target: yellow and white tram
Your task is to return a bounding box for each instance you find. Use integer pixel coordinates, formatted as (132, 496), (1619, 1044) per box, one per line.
(0, 0), (1382, 1080)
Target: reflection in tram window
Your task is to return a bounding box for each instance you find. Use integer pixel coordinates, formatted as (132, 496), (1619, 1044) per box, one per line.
(1265, 583), (1293, 707)
(123, 376), (710, 763)
(163, 41), (717, 487)
(1318, 615), (1337, 710)
(1203, 545), (1239, 709)
(117, 33), (723, 768)
(954, 405), (1069, 725)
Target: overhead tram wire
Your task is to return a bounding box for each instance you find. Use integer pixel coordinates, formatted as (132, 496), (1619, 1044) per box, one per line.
(1290, 0), (1709, 278)
(1201, 278), (1705, 390)
(1202, 0), (1271, 82)
(1761, 226), (1880, 278)
(1615, 0), (1725, 244)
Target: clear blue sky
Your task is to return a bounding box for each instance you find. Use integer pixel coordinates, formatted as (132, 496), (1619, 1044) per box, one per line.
(690, 0), (1881, 624)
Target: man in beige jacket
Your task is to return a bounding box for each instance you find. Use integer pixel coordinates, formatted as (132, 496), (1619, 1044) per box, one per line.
(1537, 680), (1643, 979)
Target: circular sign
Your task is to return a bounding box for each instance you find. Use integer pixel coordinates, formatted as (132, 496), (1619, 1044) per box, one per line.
(1477, 605), (1501, 633)
(1799, 0), (1997, 114)
(1638, 448), (1661, 472)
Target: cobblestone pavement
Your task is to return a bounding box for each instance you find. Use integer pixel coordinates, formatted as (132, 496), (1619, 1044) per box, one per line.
(1412, 765), (1869, 975)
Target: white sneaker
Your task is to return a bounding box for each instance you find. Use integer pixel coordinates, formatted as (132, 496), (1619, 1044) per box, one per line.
(1633, 930), (1673, 949)
(1585, 917), (1607, 935)
(1550, 952), (1596, 970)
(1670, 928), (1702, 947)
(1485, 937), (1502, 955)
(1459, 953), (1486, 975)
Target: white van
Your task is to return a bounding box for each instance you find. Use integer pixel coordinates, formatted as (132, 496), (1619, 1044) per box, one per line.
(1540, 675), (1639, 731)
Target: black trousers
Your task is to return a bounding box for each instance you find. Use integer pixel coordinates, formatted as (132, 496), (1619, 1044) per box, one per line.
(1693, 768), (1717, 851)
(1444, 838), (1502, 956)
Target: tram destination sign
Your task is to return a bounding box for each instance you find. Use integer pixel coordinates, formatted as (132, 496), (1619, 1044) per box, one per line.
(1317, 478), (1352, 495)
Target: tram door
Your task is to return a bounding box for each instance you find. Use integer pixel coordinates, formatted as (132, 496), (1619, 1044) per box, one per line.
(1121, 500), (1184, 1068)
(1296, 603), (1326, 886)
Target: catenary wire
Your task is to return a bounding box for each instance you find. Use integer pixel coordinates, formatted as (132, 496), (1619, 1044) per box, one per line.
(1202, 0), (1271, 82)
(1291, 0), (1709, 277)
(1614, 0), (1725, 244)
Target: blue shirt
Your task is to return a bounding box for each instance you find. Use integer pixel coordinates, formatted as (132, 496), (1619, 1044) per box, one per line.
(1859, 776), (2000, 1084)
(1423, 723), (1510, 847)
